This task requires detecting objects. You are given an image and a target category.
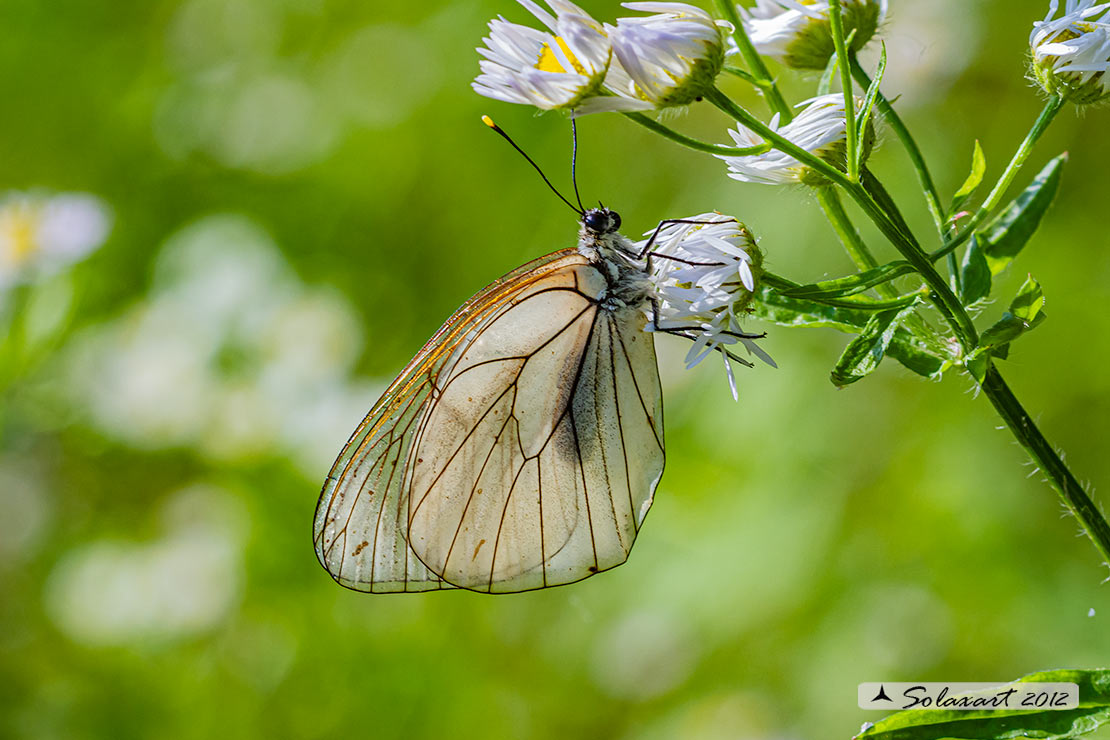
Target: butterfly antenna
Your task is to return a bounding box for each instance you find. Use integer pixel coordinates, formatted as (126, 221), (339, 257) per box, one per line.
(482, 115), (583, 215)
(571, 118), (584, 212)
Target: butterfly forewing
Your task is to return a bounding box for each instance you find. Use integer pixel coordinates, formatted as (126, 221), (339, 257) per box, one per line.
(314, 248), (665, 594)
(313, 248), (585, 592)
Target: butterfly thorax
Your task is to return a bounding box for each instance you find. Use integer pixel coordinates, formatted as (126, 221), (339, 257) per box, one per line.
(576, 213), (651, 312)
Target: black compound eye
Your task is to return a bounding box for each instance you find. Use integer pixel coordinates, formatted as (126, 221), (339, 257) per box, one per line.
(584, 210), (608, 232)
(584, 208), (620, 233)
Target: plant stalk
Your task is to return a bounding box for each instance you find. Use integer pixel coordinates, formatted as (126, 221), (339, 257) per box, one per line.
(623, 112), (772, 156)
(981, 364), (1110, 566)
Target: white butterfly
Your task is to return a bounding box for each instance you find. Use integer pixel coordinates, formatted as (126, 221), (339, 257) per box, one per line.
(313, 204), (669, 593)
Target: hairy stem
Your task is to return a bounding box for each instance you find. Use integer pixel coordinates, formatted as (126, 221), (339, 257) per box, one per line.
(981, 364), (1110, 567)
(827, 0), (859, 179)
(848, 53), (945, 238)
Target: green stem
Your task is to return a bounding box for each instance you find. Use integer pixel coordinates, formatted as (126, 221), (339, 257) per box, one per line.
(859, 167), (915, 243)
(706, 86), (979, 347)
(848, 53), (945, 238)
(827, 0), (859, 180)
(722, 65), (758, 84)
(712, 0), (793, 121)
(813, 186), (943, 345)
(933, 96), (1065, 262)
(981, 364), (1110, 567)
(814, 186), (884, 276)
(623, 112), (771, 156)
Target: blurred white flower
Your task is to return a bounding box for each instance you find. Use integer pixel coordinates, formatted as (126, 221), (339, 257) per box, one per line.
(44, 484), (246, 646)
(719, 94), (859, 185)
(66, 214), (379, 476)
(642, 214), (773, 399)
(0, 192), (110, 289)
(473, 1), (614, 112)
(596, 2), (731, 112)
(741, 0), (887, 70)
(1031, 0), (1110, 104)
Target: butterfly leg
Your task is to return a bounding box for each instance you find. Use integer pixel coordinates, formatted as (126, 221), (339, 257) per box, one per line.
(635, 217), (739, 260)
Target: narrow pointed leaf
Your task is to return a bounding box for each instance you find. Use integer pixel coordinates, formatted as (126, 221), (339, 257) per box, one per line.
(951, 139), (986, 213)
(752, 285), (870, 332)
(818, 53), (839, 96)
(959, 234), (991, 304)
(755, 287), (949, 377)
(764, 273), (923, 310)
(980, 153), (1066, 275)
(855, 668), (1110, 740)
(781, 261), (915, 299)
(830, 300), (921, 387)
(855, 43), (886, 168)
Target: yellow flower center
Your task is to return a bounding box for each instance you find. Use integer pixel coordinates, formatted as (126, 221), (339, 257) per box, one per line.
(536, 36), (585, 74)
(0, 206), (38, 267)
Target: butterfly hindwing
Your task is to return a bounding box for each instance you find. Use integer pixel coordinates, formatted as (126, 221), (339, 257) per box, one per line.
(406, 282), (664, 593)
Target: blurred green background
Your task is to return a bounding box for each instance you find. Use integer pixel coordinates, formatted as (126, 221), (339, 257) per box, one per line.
(2, 0), (1109, 738)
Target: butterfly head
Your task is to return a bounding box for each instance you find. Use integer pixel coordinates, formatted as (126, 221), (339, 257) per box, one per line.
(582, 207), (621, 235)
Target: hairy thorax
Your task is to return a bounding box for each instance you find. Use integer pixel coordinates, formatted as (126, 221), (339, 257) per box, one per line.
(576, 228), (653, 312)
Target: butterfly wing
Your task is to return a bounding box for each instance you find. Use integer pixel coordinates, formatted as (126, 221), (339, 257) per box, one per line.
(405, 265), (665, 593)
(313, 248), (587, 592)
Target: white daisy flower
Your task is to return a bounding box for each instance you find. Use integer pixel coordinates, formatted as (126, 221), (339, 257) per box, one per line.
(598, 2), (732, 111)
(719, 93), (871, 185)
(641, 214), (774, 399)
(741, 0), (887, 70)
(1031, 0), (1110, 104)
(473, 0), (613, 112)
(0, 192), (111, 289)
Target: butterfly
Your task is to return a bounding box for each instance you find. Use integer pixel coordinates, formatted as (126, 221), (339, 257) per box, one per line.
(313, 201), (671, 593)
(313, 119), (759, 594)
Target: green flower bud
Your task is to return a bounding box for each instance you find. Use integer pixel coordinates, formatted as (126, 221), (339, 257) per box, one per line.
(1030, 1), (1110, 105)
(742, 0), (887, 71)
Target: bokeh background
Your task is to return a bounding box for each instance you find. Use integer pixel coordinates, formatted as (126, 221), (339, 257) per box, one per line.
(2, 0), (1109, 738)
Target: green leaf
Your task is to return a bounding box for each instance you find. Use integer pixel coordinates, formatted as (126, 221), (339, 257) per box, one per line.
(781, 261), (915, 300)
(763, 273), (923, 311)
(980, 153), (1066, 275)
(951, 140), (986, 213)
(855, 43), (886, 169)
(965, 352), (990, 383)
(754, 286), (950, 378)
(855, 668), (1110, 740)
(751, 285), (870, 332)
(1009, 273), (1046, 322)
(818, 52), (839, 96)
(830, 300), (921, 387)
(959, 234), (991, 304)
(888, 327), (948, 378)
(978, 275), (1047, 355)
